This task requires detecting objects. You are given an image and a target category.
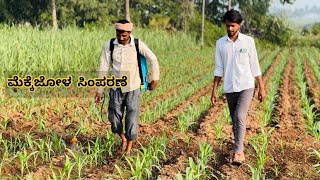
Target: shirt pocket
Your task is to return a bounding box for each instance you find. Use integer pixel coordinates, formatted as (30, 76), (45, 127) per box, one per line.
(237, 48), (249, 65)
(112, 49), (122, 67)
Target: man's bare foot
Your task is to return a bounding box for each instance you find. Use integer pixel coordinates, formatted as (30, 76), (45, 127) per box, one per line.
(125, 140), (134, 156)
(125, 150), (132, 156)
(118, 132), (127, 156)
(232, 152), (245, 166)
(121, 139), (127, 153)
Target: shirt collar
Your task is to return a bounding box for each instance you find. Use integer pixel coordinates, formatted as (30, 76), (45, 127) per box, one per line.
(226, 32), (243, 42)
(113, 35), (135, 46)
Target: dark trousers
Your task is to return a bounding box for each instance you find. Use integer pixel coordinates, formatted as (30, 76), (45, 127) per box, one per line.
(108, 88), (140, 140)
(225, 88), (254, 153)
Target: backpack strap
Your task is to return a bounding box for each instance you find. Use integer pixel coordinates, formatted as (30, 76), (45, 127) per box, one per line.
(109, 38), (116, 64)
(134, 38), (144, 85)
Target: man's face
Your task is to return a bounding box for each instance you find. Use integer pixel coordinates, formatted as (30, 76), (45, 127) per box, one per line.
(225, 20), (241, 37)
(116, 30), (130, 45)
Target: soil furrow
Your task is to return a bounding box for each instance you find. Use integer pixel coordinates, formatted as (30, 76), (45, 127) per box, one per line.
(302, 59), (320, 109)
(265, 58), (320, 179)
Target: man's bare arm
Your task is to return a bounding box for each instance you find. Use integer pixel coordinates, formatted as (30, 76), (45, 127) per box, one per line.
(255, 76), (265, 102)
(211, 76), (222, 105)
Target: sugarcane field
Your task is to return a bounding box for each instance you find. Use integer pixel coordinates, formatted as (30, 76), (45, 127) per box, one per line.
(0, 0), (320, 179)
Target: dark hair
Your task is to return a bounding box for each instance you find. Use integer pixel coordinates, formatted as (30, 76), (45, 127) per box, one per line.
(117, 19), (130, 24)
(223, 9), (243, 24)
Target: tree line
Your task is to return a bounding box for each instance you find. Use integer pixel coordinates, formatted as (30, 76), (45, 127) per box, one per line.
(0, 0), (295, 45)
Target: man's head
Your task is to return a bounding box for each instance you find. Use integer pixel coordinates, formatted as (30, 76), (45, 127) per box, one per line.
(115, 19), (133, 45)
(223, 9), (242, 37)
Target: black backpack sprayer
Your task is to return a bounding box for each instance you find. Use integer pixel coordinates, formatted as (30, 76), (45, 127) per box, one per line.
(70, 38), (148, 148)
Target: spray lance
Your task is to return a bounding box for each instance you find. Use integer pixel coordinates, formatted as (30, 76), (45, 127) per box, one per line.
(69, 97), (106, 151)
(70, 112), (90, 151)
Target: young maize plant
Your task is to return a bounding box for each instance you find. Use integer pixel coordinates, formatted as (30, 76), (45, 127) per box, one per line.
(34, 138), (52, 163)
(260, 47), (281, 73)
(84, 134), (118, 166)
(303, 48), (320, 82)
(141, 75), (213, 124)
(176, 142), (218, 180)
(248, 128), (273, 180)
(176, 85), (223, 133)
(51, 132), (67, 154)
(0, 137), (16, 172)
(17, 147), (38, 177)
(294, 49), (320, 140)
(213, 113), (224, 140)
(141, 50), (213, 106)
(257, 49), (268, 62)
(309, 148), (320, 173)
(67, 148), (88, 179)
(212, 105), (232, 144)
(222, 105), (232, 125)
(52, 155), (75, 180)
(177, 96), (211, 132)
(261, 49), (288, 126)
(248, 49), (288, 179)
(115, 133), (168, 179)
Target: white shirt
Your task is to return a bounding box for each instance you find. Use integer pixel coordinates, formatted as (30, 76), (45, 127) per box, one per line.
(214, 33), (261, 93)
(97, 35), (159, 93)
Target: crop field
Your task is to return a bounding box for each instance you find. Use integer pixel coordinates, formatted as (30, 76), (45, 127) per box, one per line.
(0, 27), (319, 179)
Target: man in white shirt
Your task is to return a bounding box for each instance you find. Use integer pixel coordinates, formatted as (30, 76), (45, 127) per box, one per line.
(211, 10), (266, 165)
(95, 19), (160, 156)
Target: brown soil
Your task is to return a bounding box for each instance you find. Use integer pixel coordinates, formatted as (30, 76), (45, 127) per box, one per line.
(302, 59), (320, 108)
(246, 53), (282, 133)
(266, 58), (320, 179)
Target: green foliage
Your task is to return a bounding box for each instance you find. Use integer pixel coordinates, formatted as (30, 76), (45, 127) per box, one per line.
(177, 142), (217, 180)
(279, 0), (295, 4)
(0, 0), (49, 25)
(148, 14), (171, 29)
(189, 12), (225, 46)
(255, 39), (277, 49)
(0, 0), (298, 47)
(311, 22), (320, 35)
(55, 0), (113, 28)
(200, 0), (229, 25)
(262, 16), (292, 46)
(239, 0), (270, 29)
(0, 0), (12, 22)
(309, 148), (320, 173)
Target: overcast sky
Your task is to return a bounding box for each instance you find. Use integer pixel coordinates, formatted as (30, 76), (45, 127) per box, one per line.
(270, 0), (319, 11)
(269, 0), (320, 26)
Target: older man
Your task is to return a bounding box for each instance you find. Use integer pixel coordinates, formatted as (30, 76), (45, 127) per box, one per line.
(95, 19), (160, 155)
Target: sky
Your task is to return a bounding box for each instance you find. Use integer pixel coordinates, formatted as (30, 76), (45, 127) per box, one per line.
(269, 0), (320, 27)
(270, 0), (319, 9)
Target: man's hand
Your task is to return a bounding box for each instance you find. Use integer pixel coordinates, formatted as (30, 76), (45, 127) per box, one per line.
(148, 80), (158, 90)
(211, 76), (222, 106)
(258, 88), (266, 102)
(211, 92), (218, 105)
(95, 92), (103, 104)
(255, 76), (265, 103)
